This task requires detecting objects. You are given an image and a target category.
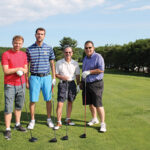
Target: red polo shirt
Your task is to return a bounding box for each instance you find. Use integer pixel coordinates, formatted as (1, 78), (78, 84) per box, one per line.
(1, 49), (27, 86)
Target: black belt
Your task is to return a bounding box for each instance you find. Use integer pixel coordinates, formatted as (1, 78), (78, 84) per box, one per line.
(31, 73), (49, 77)
(87, 79), (103, 84)
(61, 80), (74, 83)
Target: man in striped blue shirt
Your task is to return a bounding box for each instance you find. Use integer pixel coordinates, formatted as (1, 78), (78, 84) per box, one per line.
(26, 27), (56, 129)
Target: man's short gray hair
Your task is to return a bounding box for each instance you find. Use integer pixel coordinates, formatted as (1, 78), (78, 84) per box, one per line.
(63, 45), (72, 51)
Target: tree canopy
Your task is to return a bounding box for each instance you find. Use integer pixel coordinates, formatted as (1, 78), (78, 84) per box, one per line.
(1, 37), (150, 74)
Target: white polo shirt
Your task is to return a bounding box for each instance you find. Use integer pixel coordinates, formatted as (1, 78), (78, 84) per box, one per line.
(56, 58), (80, 81)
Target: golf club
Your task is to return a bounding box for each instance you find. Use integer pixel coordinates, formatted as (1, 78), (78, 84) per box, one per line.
(80, 77), (87, 138)
(49, 85), (57, 143)
(19, 74), (37, 142)
(61, 81), (69, 140)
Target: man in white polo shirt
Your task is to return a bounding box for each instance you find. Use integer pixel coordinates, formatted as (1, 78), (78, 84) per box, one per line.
(54, 46), (80, 130)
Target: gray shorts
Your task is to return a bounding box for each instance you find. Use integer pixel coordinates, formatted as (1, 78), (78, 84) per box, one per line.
(4, 84), (25, 113)
(57, 81), (77, 102)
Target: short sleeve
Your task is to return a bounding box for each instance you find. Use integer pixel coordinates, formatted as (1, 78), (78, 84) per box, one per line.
(1, 52), (9, 65)
(97, 55), (105, 71)
(49, 47), (55, 60)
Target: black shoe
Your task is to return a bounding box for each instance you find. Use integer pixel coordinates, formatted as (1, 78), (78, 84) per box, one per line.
(14, 125), (27, 132)
(4, 130), (11, 140)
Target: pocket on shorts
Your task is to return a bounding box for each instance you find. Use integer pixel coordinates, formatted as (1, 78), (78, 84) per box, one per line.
(4, 84), (14, 94)
(5, 84), (13, 88)
(58, 82), (67, 98)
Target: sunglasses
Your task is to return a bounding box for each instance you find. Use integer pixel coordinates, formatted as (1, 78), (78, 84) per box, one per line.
(85, 47), (92, 50)
(65, 52), (72, 54)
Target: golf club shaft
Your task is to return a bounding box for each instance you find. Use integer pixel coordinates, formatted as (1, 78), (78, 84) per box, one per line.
(84, 77), (87, 135)
(20, 77), (33, 138)
(66, 81), (68, 136)
(52, 85), (56, 138)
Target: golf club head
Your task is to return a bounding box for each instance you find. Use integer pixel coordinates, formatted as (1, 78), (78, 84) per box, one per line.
(29, 137), (38, 142)
(61, 135), (68, 140)
(80, 133), (86, 138)
(49, 138), (57, 143)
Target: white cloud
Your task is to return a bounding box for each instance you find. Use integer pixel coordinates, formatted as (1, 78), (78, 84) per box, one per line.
(0, 0), (105, 26)
(105, 4), (124, 10)
(129, 5), (150, 11)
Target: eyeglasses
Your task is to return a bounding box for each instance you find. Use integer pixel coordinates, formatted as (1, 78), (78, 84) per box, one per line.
(85, 47), (92, 50)
(65, 52), (72, 54)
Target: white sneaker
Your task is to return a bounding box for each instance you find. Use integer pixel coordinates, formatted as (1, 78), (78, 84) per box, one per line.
(100, 123), (106, 133)
(54, 122), (62, 130)
(27, 121), (35, 130)
(65, 119), (75, 126)
(47, 119), (54, 128)
(87, 118), (99, 126)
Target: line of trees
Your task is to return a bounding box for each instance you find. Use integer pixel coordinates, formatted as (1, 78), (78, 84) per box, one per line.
(95, 39), (150, 73)
(1, 37), (150, 74)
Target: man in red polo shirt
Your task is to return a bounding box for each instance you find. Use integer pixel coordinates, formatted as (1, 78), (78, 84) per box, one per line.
(1, 35), (28, 140)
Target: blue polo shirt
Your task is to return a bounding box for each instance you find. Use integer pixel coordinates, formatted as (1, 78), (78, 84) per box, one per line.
(82, 52), (104, 83)
(26, 42), (55, 74)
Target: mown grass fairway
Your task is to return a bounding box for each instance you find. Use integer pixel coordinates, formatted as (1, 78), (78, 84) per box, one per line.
(0, 66), (150, 150)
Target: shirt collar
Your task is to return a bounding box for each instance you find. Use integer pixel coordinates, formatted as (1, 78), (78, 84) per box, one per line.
(62, 58), (73, 64)
(34, 42), (45, 47)
(86, 51), (95, 59)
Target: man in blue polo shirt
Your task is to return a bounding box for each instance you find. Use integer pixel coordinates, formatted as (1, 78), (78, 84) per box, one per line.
(81, 40), (106, 133)
(26, 27), (56, 129)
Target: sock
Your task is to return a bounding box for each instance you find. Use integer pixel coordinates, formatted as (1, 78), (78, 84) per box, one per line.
(16, 122), (20, 126)
(57, 121), (62, 124)
(31, 120), (35, 123)
(6, 128), (11, 131)
(47, 118), (51, 122)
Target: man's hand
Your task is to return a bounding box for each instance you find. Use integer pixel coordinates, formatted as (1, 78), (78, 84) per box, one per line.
(82, 71), (90, 79)
(76, 85), (80, 93)
(52, 79), (56, 86)
(16, 70), (23, 77)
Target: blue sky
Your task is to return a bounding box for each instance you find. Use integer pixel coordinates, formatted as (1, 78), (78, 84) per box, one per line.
(0, 0), (150, 48)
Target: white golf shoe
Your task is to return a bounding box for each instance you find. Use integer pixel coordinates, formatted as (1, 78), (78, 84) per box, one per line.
(54, 122), (62, 130)
(47, 119), (54, 128)
(27, 121), (35, 130)
(100, 122), (107, 133)
(87, 118), (99, 126)
(65, 119), (75, 126)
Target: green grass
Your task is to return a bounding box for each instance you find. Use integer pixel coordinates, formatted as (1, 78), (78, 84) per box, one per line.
(0, 66), (150, 150)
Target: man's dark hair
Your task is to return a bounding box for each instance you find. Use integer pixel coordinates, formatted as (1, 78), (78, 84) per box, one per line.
(84, 40), (94, 47)
(35, 27), (46, 34)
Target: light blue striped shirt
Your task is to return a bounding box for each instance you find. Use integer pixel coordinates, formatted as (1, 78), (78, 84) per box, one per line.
(26, 42), (55, 74)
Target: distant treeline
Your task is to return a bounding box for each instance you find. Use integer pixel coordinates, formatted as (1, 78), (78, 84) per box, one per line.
(0, 47), (26, 60)
(1, 38), (150, 73)
(94, 39), (150, 73)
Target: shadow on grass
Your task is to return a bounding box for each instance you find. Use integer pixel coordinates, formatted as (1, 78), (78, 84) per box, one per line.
(66, 118), (100, 132)
(0, 111), (94, 130)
